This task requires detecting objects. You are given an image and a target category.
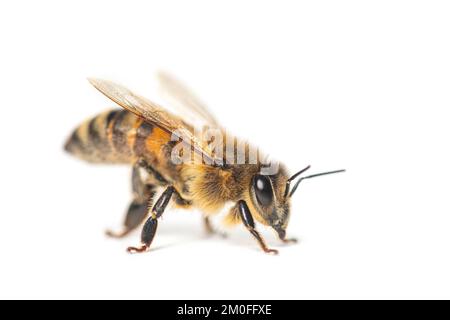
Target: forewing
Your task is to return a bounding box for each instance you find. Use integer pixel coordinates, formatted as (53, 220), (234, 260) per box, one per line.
(88, 78), (215, 163)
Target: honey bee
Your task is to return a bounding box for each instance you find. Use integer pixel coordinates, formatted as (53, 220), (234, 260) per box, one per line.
(64, 73), (344, 254)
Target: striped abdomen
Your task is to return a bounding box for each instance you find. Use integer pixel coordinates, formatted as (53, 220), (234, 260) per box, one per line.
(64, 109), (173, 165)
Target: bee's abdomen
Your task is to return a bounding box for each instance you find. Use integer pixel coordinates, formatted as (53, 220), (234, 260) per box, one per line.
(65, 109), (140, 163)
(65, 109), (174, 165)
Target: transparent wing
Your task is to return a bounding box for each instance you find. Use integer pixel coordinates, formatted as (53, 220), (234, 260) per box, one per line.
(88, 78), (216, 163)
(157, 72), (220, 128)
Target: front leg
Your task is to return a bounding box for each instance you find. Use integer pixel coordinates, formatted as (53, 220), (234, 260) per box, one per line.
(280, 237), (298, 244)
(237, 200), (278, 255)
(127, 186), (175, 254)
(275, 228), (298, 244)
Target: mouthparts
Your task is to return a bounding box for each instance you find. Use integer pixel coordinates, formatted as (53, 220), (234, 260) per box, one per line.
(274, 226), (286, 239)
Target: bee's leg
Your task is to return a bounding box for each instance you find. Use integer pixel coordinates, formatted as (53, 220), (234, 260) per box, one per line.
(279, 237), (298, 244)
(105, 193), (154, 238)
(106, 165), (156, 238)
(203, 216), (215, 234)
(172, 189), (192, 208)
(203, 216), (227, 238)
(280, 238), (298, 244)
(136, 158), (169, 186)
(237, 200), (279, 255)
(127, 186), (175, 254)
(274, 228), (298, 244)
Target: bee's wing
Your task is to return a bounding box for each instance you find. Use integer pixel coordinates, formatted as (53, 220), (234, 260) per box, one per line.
(88, 78), (216, 163)
(157, 72), (220, 128)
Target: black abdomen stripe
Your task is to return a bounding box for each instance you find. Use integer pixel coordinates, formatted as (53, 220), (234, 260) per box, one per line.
(88, 114), (106, 152)
(64, 129), (82, 153)
(111, 110), (129, 155)
(106, 109), (120, 128)
(134, 121), (153, 157)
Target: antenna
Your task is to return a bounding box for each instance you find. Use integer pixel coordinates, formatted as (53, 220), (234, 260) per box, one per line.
(284, 165), (311, 198)
(289, 169), (346, 198)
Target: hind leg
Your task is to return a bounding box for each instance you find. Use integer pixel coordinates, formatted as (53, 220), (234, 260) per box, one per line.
(105, 196), (154, 238)
(106, 164), (156, 238)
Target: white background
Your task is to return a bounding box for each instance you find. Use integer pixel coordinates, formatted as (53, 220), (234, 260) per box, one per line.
(0, 1), (449, 299)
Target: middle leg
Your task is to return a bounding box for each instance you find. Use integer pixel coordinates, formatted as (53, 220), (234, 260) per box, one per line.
(203, 216), (227, 238)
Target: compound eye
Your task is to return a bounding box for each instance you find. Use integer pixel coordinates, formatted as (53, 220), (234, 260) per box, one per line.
(253, 175), (274, 206)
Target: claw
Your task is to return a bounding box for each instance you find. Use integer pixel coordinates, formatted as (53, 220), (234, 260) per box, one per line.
(281, 237), (298, 244)
(264, 248), (279, 255)
(127, 244), (149, 254)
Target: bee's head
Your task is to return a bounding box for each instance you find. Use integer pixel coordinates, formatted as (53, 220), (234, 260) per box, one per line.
(249, 165), (345, 239)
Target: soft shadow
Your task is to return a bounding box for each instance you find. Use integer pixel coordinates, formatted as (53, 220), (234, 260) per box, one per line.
(105, 218), (302, 253)
(106, 220), (209, 251)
